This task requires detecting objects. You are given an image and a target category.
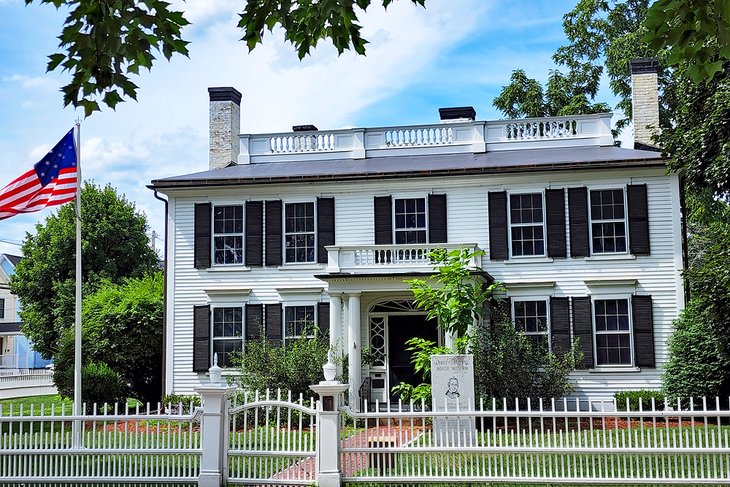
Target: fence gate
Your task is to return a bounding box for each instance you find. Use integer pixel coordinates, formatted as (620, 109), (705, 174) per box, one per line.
(226, 389), (318, 485)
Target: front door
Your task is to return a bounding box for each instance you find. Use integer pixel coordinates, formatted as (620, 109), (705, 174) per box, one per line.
(387, 314), (438, 390)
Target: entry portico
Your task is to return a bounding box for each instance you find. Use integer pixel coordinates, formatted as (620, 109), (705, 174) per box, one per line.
(319, 243), (486, 410)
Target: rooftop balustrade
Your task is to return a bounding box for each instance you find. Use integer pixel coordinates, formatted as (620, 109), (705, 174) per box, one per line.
(239, 113), (613, 164)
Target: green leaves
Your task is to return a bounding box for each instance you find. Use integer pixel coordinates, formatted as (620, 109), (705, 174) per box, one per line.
(644, 0), (730, 84)
(238, 0), (425, 60)
(31, 0), (190, 116)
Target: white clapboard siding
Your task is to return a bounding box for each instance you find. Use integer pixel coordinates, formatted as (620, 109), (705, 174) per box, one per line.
(165, 166), (681, 396)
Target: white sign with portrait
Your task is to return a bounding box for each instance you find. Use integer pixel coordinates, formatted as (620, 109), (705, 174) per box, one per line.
(430, 354), (475, 445)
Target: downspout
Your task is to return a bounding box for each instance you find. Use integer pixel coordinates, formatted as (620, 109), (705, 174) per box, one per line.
(153, 189), (169, 399)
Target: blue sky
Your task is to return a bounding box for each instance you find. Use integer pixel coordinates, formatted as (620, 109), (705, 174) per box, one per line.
(0, 0), (626, 257)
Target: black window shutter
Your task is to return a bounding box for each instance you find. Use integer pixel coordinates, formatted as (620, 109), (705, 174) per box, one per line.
(194, 203), (211, 269)
(192, 305), (210, 372)
(632, 295), (655, 368)
(627, 184), (650, 256)
(246, 304), (263, 341)
(572, 296), (593, 369)
(374, 196), (393, 244)
(428, 194), (448, 243)
(550, 297), (571, 354)
(265, 303), (283, 346)
(546, 189), (567, 258)
(317, 302), (330, 337)
(488, 191), (508, 260)
(317, 197), (335, 264)
(568, 187), (589, 257)
(265, 200), (282, 266)
(245, 201), (263, 267)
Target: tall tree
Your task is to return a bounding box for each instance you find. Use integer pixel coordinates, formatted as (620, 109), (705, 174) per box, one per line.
(10, 182), (159, 358)
(29, 0), (426, 116)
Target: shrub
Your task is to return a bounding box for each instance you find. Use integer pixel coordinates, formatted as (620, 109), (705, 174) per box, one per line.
(232, 332), (329, 400)
(473, 317), (581, 405)
(161, 394), (201, 414)
(615, 390), (666, 411)
(662, 299), (730, 402)
(55, 361), (127, 406)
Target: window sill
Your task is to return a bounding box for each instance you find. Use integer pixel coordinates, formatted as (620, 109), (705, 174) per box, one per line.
(277, 263), (326, 271)
(584, 254), (636, 262)
(206, 265), (251, 272)
(504, 256), (554, 264)
(587, 367), (641, 373)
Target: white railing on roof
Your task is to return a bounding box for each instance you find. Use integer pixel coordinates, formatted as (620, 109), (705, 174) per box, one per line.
(325, 243), (481, 274)
(239, 113), (614, 163)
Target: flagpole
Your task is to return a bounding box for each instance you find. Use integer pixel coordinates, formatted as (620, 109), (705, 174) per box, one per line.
(72, 120), (82, 448)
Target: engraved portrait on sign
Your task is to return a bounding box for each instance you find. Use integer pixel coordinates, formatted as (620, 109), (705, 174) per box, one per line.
(430, 354), (475, 445)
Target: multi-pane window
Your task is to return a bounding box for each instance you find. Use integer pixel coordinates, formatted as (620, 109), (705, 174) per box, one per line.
(0, 298), (5, 319)
(394, 198), (427, 244)
(590, 189), (627, 254)
(285, 305), (315, 340)
(594, 299), (632, 365)
(513, 300), (549, 351)
(285, 203), (315, 263)
(213, 205), (243, 265)
(509, 193), (545, 256)
(212, 307), (243, 368)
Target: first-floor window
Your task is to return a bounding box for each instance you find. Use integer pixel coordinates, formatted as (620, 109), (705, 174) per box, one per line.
(594, 298), (632, 365)
(285, 202), (315, 263)
(213, 205), (243, 264)
(394, 198), (427, 244)
(285, 305), (315, 340)
(513, 300), (549, 351)
(212, 307), (243, 367)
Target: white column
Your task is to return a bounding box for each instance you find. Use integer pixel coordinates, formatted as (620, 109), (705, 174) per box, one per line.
(329, 293), (343, 376)
(347, 293), (361, 412)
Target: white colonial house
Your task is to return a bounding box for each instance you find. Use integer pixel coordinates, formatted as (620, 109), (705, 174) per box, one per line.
(151, 58), (684, 405)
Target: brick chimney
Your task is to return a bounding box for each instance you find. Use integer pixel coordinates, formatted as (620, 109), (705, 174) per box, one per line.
(629, 58), (660, 150)
(208, 87), (241, 170)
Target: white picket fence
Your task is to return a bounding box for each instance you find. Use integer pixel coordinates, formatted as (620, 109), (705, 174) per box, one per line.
(341, 396), (730, 485)
(0, 401), (202, 484)
(1, 367), (730, 486)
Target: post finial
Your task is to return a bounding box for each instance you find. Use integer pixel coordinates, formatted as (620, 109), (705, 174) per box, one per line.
(209, 353), (223, 384)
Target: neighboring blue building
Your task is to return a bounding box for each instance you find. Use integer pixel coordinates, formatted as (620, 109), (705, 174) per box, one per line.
(0, 254), (51, 371)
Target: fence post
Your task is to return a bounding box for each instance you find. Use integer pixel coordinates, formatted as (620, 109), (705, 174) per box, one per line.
(195, 358), (235, 487)
(310, 361), (350, 487)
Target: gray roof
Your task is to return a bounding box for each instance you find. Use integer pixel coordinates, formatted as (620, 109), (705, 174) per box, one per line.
(150, 146), (665, 189)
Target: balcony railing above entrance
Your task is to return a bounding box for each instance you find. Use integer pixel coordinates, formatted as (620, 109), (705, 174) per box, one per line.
(325, 243), (481, 274)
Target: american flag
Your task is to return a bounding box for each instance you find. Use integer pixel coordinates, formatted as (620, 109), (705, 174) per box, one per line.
(0, 129), (78, 220)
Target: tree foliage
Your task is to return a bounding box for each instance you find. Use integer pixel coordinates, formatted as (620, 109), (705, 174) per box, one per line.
(53, 273), (164, 404)
(494, 69), (609, 119)
(406, 247), (499, 343)
(30, 0), (426, 116)
(10, 182), (160, 359)
(644, 0), (730, 84)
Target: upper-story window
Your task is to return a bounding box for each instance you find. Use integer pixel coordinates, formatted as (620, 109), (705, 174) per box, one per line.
(285, 202), (315, 263)
(213, 205), (243, 265)
(590, 189), (627, 254)
(394, 198), (427, 244)
(285, 305), (315, 340)
(513, 299), (549, 351)
(594, 298), (632, 365)
(212, 306), (243, 367)
(509, 193), (545, 257)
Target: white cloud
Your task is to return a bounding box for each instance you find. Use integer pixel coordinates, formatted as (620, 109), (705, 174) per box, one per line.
(3, 74), (56, 90)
